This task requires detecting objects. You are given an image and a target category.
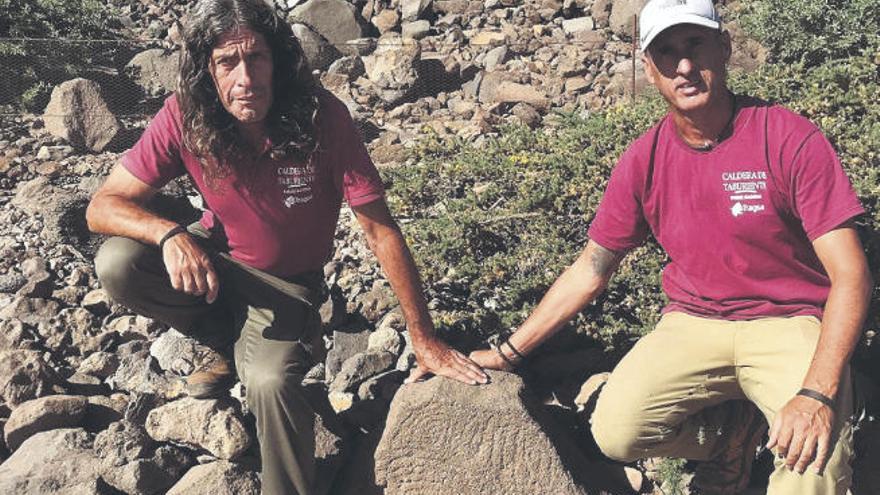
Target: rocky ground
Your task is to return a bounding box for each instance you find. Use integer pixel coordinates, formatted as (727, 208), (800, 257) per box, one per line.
(1, 0), (877, 493)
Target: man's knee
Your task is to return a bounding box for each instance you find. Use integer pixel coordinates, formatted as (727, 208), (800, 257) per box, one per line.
(94, 236), (152, 302)
(244, 362), (305, 401)
(590, 412), (649, 462)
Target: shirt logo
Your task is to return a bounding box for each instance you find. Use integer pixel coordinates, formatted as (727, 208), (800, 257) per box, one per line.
(277, 165), (315, 208)
(722, 170), (767, 217)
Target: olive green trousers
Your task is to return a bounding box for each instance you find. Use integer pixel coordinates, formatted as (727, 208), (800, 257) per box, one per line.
(591, 311), (854, 494)
(95, 223), (325, 495)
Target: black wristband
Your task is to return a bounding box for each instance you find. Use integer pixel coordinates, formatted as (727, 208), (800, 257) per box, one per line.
(503, 337), (526, 362)
(797, 388), (835, 408)
(158, 225), (187, 250)
(493, 342), (518, 369)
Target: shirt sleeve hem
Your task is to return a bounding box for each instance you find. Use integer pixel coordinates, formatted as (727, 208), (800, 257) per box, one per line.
(805, 205), (865, 241)
(346, 191), (385, 208)
(120, 154), (164, 189)
(586, 229), (639, 253)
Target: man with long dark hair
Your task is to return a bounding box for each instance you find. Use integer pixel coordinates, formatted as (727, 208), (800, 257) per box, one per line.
(86, 0), (488, 493)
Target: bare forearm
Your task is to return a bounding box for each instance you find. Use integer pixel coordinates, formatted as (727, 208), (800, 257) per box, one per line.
(509, 241), (621, 355)
(366, 225), (435, 343)
(802, 274), (872, 398)
(86, 194), (177, 246)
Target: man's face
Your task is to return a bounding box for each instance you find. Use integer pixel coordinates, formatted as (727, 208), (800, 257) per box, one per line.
(642, 24), (731, 114)
(209, 28), (274, 125)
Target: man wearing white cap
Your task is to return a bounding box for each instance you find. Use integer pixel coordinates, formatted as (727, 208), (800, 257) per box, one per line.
(469, 0), (871, 493)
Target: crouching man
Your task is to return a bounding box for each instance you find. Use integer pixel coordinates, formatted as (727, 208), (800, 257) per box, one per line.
(469, 1), (871, 493)
(85, 0), (487, 493)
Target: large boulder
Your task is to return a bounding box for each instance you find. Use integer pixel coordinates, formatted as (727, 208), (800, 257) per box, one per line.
(166, 461), (261, 495)
(145, 397), (253, 459)
(292, 23), (342, 71)
(0, 428), (107, 494)
(609, 0), (646, 39)
(125, 48), (181, 97)
(42, 78), (120, 152)
(362, 34), (423, 107)
(10, 177), (94, 253)
(0, 349), (61, 409)
(290, 0), (368, 50)
(374, 371), (591, 494)
(4, 394), (88, 451)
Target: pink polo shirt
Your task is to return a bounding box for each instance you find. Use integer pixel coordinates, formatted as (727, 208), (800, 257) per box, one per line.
(588, 97), (864, 320)
(122, 90), (385, 277)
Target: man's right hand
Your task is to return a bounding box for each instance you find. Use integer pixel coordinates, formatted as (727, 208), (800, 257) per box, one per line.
(161, 232), (220, 304)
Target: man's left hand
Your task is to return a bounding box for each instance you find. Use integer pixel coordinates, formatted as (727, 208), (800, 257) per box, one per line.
(405, 338), (489, 386)
(766, 395), (834, 475)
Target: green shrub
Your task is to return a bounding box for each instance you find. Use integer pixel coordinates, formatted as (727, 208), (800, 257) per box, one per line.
(737, 0), (880, 67)
(0, 0), (122, 108)
(386, 0), (880, 348)
(386, 98), (669, 345)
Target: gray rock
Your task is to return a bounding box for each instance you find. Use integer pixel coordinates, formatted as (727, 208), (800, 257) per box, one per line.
(107, 350), (186, 400)
(149, 328), (207, 376)
(329, 350), (395, 393)
(327, 55), (366, 81)
(402, 20), (431, 40)
(78, 351), (120, 379)
(0, 428), (106, 494)
(94, 420), (153, 467)
(607, 57), (649, 97)
(81, 289), (111, 315)
(145, 398), (252, 460)
(125, 48), (180, 97)
(0, 272), (26, 293)
(492, 81), (549, 110)
(0, 349), (60, 409)
(591, 0), (612, 27)
(609, 0), (645, 39)
(291, 0), (368, 49)
(292, 23), (342, 71)
(83, 394), (128, 432)
(402, 0), (433, 21)
(102, 445), (193, 495)
(326, 324), (372, 382)
(166, 461), (261, 495)
(0, 319), (39, 351)
(371, 9), (400, 34)
(367, 326), (402, 354)
(0, 295), (61, 326)
(374, 371), (590, 494)
(362, 34), (422, 106)
(4, 394), (88, 451)
(562, 16), (595, 35)
(16, 269), (53, 298)
(43, 78), (120, 152)
(483, 45), (509, 71)
(356, 369), (404, 401)
(511, 102), (542, 128)
(10, 177), (93, 252)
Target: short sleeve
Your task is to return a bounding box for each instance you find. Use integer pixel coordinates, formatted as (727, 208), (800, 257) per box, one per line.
(587, 147), (650, 252)
(321, 94), (385, 207)
(789, 131), (864, 240)
(120, 96), (186, 188)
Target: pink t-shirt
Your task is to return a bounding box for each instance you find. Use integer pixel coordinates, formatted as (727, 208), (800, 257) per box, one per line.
(122, 90), (384, 277)
(588, 97), (864, 320)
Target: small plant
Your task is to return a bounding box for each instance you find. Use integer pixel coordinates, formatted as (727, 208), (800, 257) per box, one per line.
(655, 458), (688, 495)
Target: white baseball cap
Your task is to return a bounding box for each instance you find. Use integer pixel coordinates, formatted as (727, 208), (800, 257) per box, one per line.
(639, 0), (721, 51)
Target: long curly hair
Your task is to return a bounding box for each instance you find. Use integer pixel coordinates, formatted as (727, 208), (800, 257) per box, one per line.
(178, 0), (320, 188)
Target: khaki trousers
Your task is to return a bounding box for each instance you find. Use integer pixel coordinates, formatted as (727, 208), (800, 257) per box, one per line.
(94, 223), (325, 495)
(591, 312), (854, 494)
